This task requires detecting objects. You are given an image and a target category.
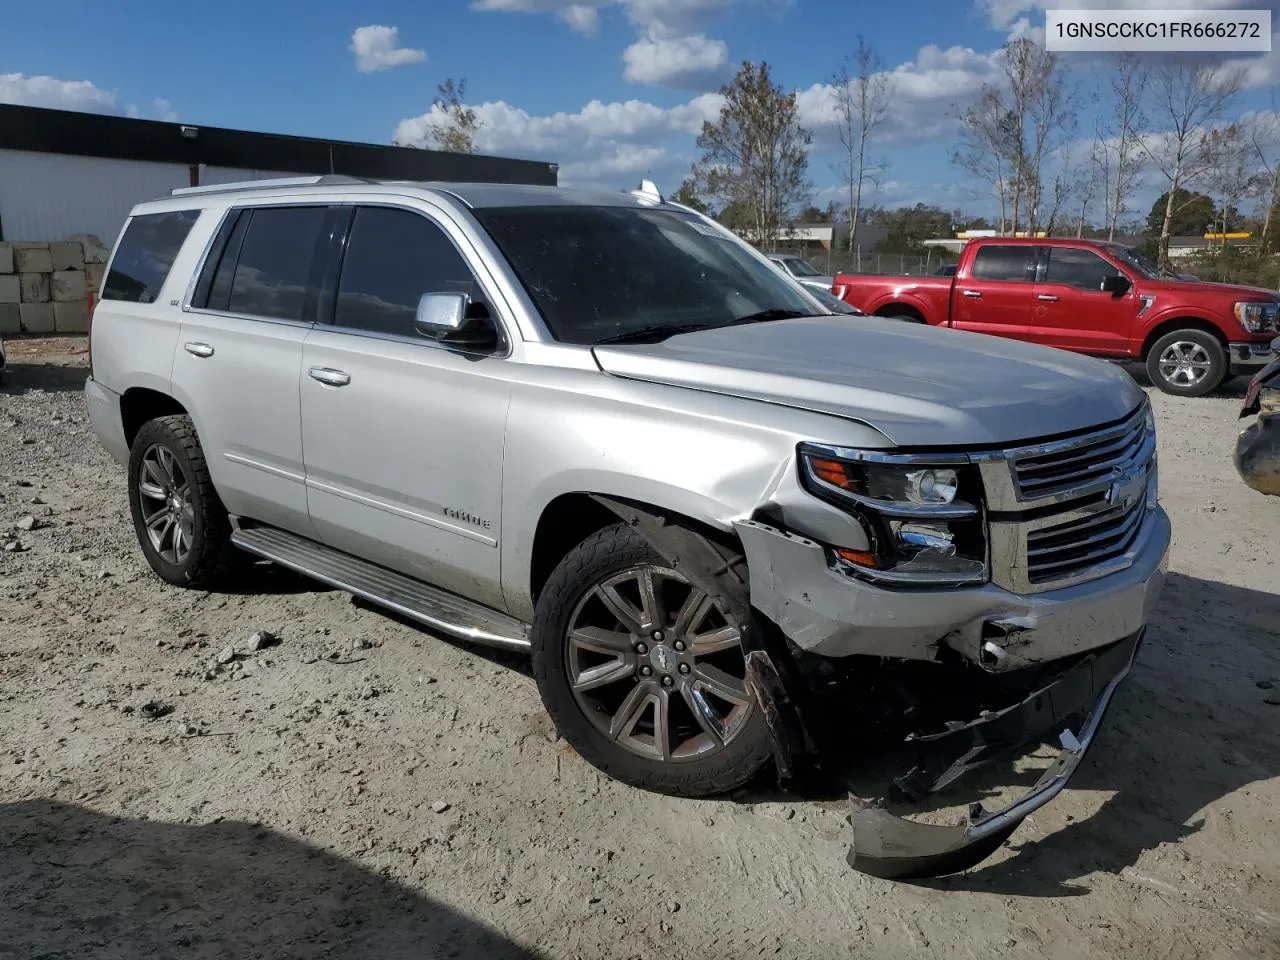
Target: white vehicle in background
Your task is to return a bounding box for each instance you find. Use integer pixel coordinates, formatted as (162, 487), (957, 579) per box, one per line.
(767, 254), (834, 293)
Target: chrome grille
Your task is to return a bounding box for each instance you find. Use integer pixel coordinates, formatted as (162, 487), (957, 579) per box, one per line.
(1025, 490), (1147, 584)
(1013, 407), (1148, 501)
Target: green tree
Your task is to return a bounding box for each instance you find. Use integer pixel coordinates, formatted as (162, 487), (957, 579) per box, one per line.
(429, 78), (481, 154)
(694, 61), (811, 249)
(672, 178), (707, 213)
(866, 203), (954, 253)
(1144, 189), (1214, 238)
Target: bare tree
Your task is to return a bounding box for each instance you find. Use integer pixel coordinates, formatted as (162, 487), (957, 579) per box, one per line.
(1141, 59), (1244, 264)
(953, 88), (1015, 233)
(429, 78), (481, 154)
(954, 37), (1075, 235)
(695, 61), (811, 249)
(1099, 53), (1149, 241)
(1246, 97), (1280, 251)
(831, 38), (892, 253)
(1203, 122), (1261, 241)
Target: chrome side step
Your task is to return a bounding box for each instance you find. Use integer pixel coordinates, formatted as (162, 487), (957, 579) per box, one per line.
(230, 525), (530, 651)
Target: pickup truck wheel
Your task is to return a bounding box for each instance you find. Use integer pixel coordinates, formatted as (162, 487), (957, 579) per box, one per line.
(1146, 330), (1226, 397)
(532, 523), (771, 797)
(127, 415), (236, 589)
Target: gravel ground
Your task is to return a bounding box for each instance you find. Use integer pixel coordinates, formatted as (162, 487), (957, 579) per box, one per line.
(1, 336), (1277, 960)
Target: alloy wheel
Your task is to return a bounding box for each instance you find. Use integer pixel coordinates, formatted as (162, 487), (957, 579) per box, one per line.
(136, 443), (195, 565)
(1158, 341), (1213, 387)
(564, 565), (754, 763)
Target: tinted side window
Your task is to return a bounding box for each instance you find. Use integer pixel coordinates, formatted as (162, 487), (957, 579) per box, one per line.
(102, 210), (199, 303)
(971, 246), (1036, 282)
(227, 207), (328, 321)
(1045, 248), (1114, 291)
(334, 207), (483, 336)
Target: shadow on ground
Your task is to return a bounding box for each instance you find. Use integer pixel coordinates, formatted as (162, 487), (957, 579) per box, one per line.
(0, 800), (544, 959)
(0, 356), (89, 395)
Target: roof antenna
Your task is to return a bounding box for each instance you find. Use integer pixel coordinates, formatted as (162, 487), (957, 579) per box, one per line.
(632, 179), (664, 204)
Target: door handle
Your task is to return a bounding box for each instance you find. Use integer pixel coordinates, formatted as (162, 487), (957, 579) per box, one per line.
(184, 341), (214, 358)
(308, 366), (351, 387)
(962, 290), (982, 299)
(1037, 294), (1059, 302)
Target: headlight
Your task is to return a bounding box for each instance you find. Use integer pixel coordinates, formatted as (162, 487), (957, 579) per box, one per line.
(1233, 301), (1280, 333)
(799, 445), (987, 586)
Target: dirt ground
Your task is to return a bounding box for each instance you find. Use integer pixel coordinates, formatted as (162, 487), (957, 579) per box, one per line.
(1, 336), (1277, 960)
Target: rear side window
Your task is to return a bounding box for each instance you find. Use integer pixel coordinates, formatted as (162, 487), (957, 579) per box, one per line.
(224, 206), (328, 322)
(333, 206), (483, 336)
(971, 246), (1036, 282)
(102, 210), (199, 303)
(1044, 248), (1114, 291)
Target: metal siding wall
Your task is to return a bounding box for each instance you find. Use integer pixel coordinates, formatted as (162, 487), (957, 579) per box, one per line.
(199, 165), (304, 186)
(0, 149), (188, 243)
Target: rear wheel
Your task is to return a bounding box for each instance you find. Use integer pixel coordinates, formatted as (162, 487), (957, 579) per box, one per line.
(127, 415), (237, 588)
(1145, 329), (1226, 397)
(531, 523), (771, 797)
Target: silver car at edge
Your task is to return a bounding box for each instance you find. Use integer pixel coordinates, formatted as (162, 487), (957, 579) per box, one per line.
(85, 175), (1169, 878)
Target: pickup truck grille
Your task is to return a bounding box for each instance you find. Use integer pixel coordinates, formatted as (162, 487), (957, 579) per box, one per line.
(1012, 407), (1148, 501)
(1025, 490), (1148, 584)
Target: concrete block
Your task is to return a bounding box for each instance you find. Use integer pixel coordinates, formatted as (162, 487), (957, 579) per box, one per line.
(0, 242), (12, 274)
(20, 273), (50, 303)
(51, 270), (86, 303)
(86, 262), (106, 292)
(70, 234), (110, 264)
(0, 303), (19, 334)
(14, 245), (52, 273)
(0, 275), (18, 303)
(53, 300), (88, 333)
(19, 302), (54, 333)
(50, 241), (84, 271)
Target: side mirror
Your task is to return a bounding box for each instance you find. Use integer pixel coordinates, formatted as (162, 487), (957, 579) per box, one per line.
(1101, 274), (1131, 296)
(415, 292), (497, 348)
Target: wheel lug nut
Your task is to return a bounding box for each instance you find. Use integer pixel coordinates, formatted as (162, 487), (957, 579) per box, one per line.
(640, 665), (652, 676)
(636, 643), (648, 654)
(678, 663), (690, 674)
(661, 675), (674, 687)
(673, 640), (685, 652)
(652, 630), (664, 642)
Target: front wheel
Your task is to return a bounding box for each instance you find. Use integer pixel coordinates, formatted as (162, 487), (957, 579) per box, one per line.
(531, 523), (771, 797)
(1145, 329), (1226, 397)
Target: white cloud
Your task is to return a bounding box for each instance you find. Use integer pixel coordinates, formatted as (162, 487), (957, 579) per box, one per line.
(623, 33), (729, 88)
(153, 98), (178, 122)
(350, 25), (427, 73)
(0, 73), (117, 113)
(976, 0), (1245, 30)
(558, 4), (604, 32)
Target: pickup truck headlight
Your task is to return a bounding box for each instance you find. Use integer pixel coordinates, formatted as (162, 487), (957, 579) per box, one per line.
(1233, 301), (1280, 333)
(799, 445), (987, 586)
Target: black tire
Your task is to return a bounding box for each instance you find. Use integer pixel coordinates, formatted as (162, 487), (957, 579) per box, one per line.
(531, 522), (771, 797)
(127, 414), (237, 589)
(1145, 329), (1227, 397)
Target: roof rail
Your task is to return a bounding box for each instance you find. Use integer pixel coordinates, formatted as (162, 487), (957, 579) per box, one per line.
(170, 173), (377, 197)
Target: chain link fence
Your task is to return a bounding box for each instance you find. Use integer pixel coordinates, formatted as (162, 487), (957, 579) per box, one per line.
(767, 242), (956, 277)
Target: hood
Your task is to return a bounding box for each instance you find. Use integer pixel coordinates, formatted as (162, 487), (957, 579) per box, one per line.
(1144, 278), (1280, 301)
(592, 316), (1145, 448)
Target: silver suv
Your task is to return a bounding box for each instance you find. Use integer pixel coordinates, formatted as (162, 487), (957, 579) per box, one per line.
(86, 176), (1169, 877)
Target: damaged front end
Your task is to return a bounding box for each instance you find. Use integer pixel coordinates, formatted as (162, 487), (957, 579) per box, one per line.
(1236, 349), (1280, 496)
(593, 490), (1167, 880)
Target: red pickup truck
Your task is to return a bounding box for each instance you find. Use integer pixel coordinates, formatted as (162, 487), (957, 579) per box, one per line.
(834, 237), (1280, 396)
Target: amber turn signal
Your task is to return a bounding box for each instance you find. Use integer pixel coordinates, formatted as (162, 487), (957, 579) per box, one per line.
(810, 457), (854, 490)
(835, 547), (879, 568)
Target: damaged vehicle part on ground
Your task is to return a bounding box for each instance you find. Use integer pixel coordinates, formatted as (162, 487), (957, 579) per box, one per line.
(1236, 337), (1280, 496)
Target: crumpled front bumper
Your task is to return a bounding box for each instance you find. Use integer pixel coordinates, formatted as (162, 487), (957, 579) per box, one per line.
(846, 629), (1141, 879)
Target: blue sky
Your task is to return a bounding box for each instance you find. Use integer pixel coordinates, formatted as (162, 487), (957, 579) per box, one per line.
(2, 0), (1279, 221)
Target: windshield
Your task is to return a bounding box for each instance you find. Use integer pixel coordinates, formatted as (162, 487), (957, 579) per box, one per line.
(1103, 244), (1175, 280)
(785, 258), (823, 277)
(474, 205), (817, 344)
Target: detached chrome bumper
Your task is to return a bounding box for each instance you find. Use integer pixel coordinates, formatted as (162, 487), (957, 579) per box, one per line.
(734, 506), (1169, 669)
(1235, 416), (1280, 495)
(846, 629), (1140, 878)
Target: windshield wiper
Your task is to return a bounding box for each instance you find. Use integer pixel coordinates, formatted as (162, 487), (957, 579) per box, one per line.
(593, 322), (721, 345)
(727, 308), (811, 326)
